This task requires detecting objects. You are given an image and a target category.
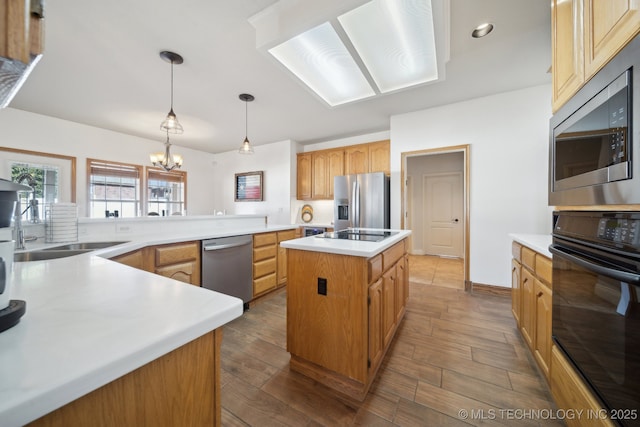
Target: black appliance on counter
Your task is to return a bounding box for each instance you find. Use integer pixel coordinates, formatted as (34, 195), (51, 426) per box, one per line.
(302, 226), (326, 236)
(550, 211), (640, 426)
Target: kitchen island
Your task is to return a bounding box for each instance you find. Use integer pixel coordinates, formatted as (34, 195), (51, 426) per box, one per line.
(0, 216), (297, 427)
(280, 229), (411, 401)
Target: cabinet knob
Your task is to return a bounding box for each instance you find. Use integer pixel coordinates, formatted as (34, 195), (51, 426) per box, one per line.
(537, 291), (543, 297)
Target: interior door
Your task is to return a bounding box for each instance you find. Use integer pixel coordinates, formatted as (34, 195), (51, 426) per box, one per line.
(423, 173), (463, 257)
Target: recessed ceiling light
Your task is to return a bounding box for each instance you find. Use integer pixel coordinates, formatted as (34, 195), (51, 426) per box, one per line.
(338, 0), (438, 94)
(268, 22), (376, 107)
(472, 23), (494, 38)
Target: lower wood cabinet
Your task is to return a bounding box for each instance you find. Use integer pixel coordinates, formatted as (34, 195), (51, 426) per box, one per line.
(277, 229), (297, 285)
(111, 241), (201, 286)
(286, 237), (408, 401)
(28, 330), (223, 427)
(511, 242), (552, 380)
(253, 232), (278, 297)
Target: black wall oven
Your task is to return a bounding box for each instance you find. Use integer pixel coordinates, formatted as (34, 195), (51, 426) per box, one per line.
(550, 211), (640, 426)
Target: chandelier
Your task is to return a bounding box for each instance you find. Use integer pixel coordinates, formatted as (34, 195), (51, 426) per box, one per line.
(151, 51), (184, 171)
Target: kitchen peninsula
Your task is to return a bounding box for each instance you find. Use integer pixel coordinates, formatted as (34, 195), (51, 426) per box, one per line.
(281, 229), (411, 400)
(0, 215), (296, 426)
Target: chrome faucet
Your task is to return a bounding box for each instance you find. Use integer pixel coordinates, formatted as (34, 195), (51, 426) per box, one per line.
(14, 172), (38, 250)
(14, 199), (26, 250)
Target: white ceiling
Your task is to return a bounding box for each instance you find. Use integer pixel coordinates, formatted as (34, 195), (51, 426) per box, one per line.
(9, 0), (551, 154)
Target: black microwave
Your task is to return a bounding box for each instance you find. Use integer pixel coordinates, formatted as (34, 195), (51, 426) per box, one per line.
(549, 33), (640, 206)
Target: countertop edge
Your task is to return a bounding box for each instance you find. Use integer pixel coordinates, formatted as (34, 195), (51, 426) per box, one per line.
(281, 229), (412, 257)
(509, 233), (552, 258)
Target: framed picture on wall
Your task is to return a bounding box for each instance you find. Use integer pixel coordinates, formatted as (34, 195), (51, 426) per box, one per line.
(235, 171), (263, 202)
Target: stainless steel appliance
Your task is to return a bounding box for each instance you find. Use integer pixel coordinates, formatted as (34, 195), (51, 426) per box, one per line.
(549, 32), (640, 206)
(201, 235), (252, 310)
(334, 172), (389, 230)
(302, 226), (326, 236)
(549, 211), (640, 425)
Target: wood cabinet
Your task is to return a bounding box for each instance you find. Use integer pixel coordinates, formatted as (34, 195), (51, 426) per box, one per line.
(277, 229), (297, 285)
(0, 0), (44, 64)
(296, 140), (389, 200)
(28, 330), (222, 427)
(551, 0), (640, 112)
(111, 241), (201, 286)
(311, 149), (344, 199)
(287, 238), (408, 400)
(296, 153), (312, 200)
(253, 232), (278, 297)
(550, 346), (615, 427)
(511, 242), (552, 380)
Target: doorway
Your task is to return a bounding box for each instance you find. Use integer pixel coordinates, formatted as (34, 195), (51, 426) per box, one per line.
(401, 145), (469, 290)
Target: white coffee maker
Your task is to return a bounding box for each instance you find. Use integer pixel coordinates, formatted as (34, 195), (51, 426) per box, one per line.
(0, 178), (31, 332)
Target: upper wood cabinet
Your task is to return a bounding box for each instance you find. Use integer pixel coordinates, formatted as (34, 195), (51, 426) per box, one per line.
(551, 0), (584, 112)
(296, 153), (312, 200)
(296, 140), (390, 200)
(551, 0), (640, 112)
(0, 0), (45, 63)
(311, 149), (343, 199)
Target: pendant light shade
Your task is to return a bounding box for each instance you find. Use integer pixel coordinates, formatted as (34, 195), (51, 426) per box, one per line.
(159, 51), (184, 134)
(238, 93), (254, 154)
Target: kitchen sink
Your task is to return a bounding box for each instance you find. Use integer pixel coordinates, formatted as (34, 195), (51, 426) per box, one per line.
(42, 241), (129, 251)
(14, 249), (94, 262)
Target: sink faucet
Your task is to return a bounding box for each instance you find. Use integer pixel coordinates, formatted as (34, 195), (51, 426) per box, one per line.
(14, 172), (38, 249)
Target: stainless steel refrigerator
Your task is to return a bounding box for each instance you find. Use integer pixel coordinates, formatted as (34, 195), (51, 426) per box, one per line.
(334, 172), (390, 230)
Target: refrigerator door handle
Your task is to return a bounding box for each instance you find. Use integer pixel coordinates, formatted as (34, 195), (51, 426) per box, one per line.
(352, 180), (360, 228)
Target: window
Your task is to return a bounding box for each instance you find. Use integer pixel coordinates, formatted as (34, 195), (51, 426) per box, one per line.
(88, 159), (142, 218)
(10, 162), (59, 222)
(146, 167), (186, 216)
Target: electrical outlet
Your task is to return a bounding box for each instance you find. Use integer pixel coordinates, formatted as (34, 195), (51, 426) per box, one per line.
(116, 224), (132, 233)
(317, 277), (327, 296)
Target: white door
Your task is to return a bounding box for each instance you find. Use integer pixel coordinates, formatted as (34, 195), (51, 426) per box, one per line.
(423, 173), (463, 257)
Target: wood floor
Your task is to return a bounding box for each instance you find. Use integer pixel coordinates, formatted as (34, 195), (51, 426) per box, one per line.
(220, 258), (561, 426)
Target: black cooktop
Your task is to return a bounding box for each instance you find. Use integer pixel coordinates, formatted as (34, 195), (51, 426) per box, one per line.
(318, 230), (397, 243)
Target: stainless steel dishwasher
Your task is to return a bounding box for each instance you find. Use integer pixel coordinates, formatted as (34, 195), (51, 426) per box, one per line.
(201, 235), (252, 310)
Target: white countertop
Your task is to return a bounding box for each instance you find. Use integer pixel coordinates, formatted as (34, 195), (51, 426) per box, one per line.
(280, 229), (411, 257)
(509, 233), (552, 258)
(0, 222), (297, 426)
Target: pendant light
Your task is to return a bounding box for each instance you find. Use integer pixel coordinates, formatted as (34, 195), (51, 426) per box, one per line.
(150, 130), (183, 171)
(159, 51), (184, 134)
(238, 93), (255, 154)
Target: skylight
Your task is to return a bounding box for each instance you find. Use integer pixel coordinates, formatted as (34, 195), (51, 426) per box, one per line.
(266, 0), (438, 106)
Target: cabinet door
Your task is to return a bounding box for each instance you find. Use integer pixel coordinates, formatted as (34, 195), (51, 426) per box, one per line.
(511, 259), (522, 327)
(0, 1), (44, 63)
(585, 0), (640, 78)
(297, 153), (312, 200)
(277, 230), (297, 285)
(368, 140), (390, 175)
(395, 256), (407, 323)
(534, 279), (552, 379)
(327, 149), (344, 198)
(520, 268), (535, 350)
(155, 261), (199, 285)
(368, 278), (384, 374)
(312, 151), (330, 199)
(382, 265), (396, 347)
(344, 145), (369, 175)
(112, 249), (145, 270)
(551, 0), (584, 112)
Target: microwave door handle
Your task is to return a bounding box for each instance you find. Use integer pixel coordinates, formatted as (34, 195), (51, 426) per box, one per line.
(549, 244), (640, 284)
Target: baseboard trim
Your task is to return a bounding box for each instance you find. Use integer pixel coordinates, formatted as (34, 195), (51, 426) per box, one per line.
(471, 282), (511, 298)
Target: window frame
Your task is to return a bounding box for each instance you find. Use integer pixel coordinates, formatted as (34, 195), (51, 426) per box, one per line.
(86, 158), (143, 218)
(145, 166), (187, 216)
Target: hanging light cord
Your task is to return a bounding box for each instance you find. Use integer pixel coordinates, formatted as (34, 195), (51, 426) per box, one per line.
(245, 99), (249, 140)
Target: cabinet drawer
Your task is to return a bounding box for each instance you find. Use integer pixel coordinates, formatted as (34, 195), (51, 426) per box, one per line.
(536, 255), (552, 287)
(521, 247), (536, 271)
(277, 229), (297, 242)
(368, 254), (382, 283)
(383, 241), (405, 271)
(254, 257), (276, 279)
(512, 242), (522, 261)
(254, 273), (277, 295)
(154, 242), (199, 267)
(112, 250), (144, 269)
(254, 232), (277, 247)
(253, 245), (276, 262)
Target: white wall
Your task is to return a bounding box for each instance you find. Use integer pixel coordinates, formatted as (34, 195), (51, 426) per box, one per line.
(391, 84), (554, 287)
(0, 108), (218, 216)
(210, 139), (295, 225)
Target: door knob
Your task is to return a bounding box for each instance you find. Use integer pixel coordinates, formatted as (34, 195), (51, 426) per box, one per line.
(452, 218), (459, 223)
